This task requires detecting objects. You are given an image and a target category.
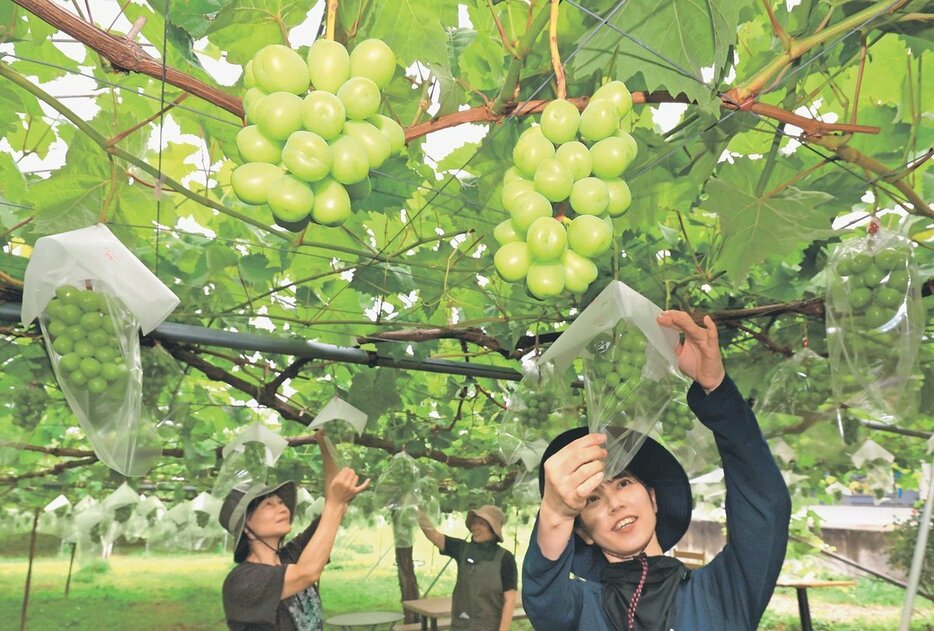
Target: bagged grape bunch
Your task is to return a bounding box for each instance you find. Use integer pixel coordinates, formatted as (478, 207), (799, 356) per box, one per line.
(493, 81), (636, 299)
(498, 359), (579, 470)
(373, 452), (439, 548)
(754, 347), (833, 434)
(650, 393), (718, 479)
(232, 38), (406, 231)
(21, 225), (179, 477)
(212, 422), (289, 499)
(825, 227), (925, 422)
(539, 281), (685, 476)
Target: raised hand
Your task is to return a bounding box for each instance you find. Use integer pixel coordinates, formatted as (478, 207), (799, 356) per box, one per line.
(325, 467), (370, 506)
(656, 310), (725, 392)
(542, 433), (607, 520)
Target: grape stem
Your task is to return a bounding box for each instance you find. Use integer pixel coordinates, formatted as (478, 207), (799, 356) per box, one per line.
(326, 0), (338, 41)
(549, 0), (566, 100)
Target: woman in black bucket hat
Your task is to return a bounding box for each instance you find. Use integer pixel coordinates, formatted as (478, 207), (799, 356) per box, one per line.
(522, 310), (791, 631)
(219, 434), (369, 630)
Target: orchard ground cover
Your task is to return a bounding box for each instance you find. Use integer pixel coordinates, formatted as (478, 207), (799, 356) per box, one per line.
(1, 521), (932, 630)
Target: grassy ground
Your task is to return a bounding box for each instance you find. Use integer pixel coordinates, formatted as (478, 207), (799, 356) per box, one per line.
(1, 523), (931, 630)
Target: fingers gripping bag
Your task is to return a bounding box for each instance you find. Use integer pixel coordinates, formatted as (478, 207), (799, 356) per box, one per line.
(539, 281), (685, 478)
(498, 359), (579, 470)
(825, 227), (926, 422)
(20, 224), (180, 477)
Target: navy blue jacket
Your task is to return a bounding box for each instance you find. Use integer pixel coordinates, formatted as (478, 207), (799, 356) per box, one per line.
(522, 376), (791, 630)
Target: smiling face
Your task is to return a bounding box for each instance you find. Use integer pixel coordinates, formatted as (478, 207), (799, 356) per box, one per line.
(576, 472), (663, 561)
(244, 492), (293, 542)
(468, 516), (497, 543)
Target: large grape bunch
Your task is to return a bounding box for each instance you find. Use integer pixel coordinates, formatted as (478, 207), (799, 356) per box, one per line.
(493, 81), (636, 299)
(584, 320), (646, 417)
(834, 244), (911, 329)
(43, 285), (130, 398)
(232, 40), (405, 231)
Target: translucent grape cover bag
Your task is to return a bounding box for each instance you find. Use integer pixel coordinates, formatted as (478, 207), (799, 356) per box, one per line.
(540, 281), (685, 477)
(825, 228), (925, 422)
(21, 225), (179, 476)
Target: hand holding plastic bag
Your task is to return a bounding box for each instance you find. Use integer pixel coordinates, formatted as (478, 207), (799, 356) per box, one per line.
(540, 281), (684, 477)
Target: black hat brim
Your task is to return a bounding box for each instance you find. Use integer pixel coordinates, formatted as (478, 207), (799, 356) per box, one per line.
(538, 427), (691, 551)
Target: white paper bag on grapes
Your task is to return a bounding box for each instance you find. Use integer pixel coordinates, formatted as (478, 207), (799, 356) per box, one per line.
(539, 281), (685, 477)
(497, 359), (579, 469)
(212, 423), (289, 498)
(825, 228), (925, 422)
(753, 347), (834, 434)
(37, 495), (73, 539)
(20, 224), (179, 477)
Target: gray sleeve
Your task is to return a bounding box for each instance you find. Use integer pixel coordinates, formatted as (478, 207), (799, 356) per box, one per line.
(222, 563), (286, 625)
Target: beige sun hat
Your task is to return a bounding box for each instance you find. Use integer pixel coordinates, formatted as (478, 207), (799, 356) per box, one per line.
(466, 504), (505, 542)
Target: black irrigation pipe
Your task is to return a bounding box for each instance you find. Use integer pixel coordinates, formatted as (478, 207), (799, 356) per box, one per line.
(0, 302), (523, 383)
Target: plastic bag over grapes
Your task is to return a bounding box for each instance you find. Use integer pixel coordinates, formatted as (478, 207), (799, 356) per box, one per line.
(754, 347), (834, 434)
(498, 359), (579, 471)
(539, 281), (685, 478)
(212, 422), (289, 499)
(825, 227), (925, 422)
(373, 451), (439, 548)
(20, 224), (180, 477)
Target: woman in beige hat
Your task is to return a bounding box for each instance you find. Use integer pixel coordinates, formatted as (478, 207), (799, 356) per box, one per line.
(418, 504), (518, 630)
(219, 433), (370, 630)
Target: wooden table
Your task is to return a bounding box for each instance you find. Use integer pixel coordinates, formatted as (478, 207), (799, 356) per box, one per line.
(401, 596), (452, 631)
(401, 595), (525, 631)
(325, 611), (404, 630)
(776, 580), (856, 631)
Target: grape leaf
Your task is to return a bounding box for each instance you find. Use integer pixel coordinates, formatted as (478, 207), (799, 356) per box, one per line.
(702, 159), (838, 282)
(358, 0), (454, 67)
(571, 0), (750, 115)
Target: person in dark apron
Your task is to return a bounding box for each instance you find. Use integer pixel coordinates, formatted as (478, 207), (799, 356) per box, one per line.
(418, 504), (519, 630)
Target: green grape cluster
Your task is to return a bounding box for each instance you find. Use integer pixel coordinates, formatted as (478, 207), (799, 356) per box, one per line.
(113, 504), (135, 524)
(838, 413), (862, 446)
(238, 441), (269, 481)
(9, 382), (47, 431)
(233, 40), (405, 231)
(141, 347), (180, 410)
(658, 401), (693, 441)
(510, 389), (562, 425)
(493, 81), (636, 299)
(835, 245), (910, 329)
(793, 356), (832, 411)
(44, 285), (129, 397)
(584, 320), (647, 415)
